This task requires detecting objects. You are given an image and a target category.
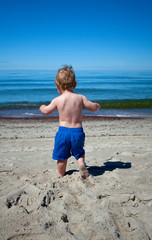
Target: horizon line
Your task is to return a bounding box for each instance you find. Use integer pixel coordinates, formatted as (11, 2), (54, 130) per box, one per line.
(0, 69), (152, 71)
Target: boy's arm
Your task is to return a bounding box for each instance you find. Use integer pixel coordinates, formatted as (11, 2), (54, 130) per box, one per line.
(82, 96), (100, 112)
(39, 98), (57, 115)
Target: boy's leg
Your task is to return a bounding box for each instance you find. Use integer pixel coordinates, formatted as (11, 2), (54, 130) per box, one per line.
(57, 159), (68, 177)
(77, 155), (89, 179)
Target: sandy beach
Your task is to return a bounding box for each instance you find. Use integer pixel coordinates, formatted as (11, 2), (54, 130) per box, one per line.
(0, 117), (152, 240)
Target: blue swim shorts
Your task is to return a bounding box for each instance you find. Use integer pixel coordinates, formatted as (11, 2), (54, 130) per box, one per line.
(52, 126), (85, 160)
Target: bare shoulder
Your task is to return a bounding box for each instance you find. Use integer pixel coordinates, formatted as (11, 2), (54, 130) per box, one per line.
(78, 94), (88, 102)
(52, 95), (61, 103)
(77, 94), (86, 100)
(49, 96), (62, 108)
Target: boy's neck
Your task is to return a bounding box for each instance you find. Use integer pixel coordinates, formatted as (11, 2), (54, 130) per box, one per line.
(60, 89), (73, 95)
(56, 83), (75, 95)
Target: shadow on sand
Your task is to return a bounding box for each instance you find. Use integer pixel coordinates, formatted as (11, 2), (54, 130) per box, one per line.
(87, 161), (131, 176)
(65, 161), (131, 177)
(65, 169), (79, 176)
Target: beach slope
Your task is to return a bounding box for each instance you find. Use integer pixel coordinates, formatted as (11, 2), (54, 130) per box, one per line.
(0, 118), (152, 240)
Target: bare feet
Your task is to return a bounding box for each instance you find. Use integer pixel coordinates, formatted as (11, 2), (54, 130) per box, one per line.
(77, 156), (89, 179)
(79, 165), (89, 179)
(56, 170), (64, 178)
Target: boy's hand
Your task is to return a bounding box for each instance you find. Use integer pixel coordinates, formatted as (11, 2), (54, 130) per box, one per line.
(95, 103), (100, 111)
(39, 105), (46, 112)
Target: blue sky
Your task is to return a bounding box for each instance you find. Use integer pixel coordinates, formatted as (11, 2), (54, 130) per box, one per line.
(0, 0), (152, 70)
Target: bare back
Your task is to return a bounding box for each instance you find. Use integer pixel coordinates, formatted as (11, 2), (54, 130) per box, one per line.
(56, 91), (83, 128)
(39, 90), (100, 127)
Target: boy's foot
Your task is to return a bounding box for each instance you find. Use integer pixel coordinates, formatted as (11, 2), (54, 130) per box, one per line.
(79, 166), (89, 179)
(56, 170), (64, 178)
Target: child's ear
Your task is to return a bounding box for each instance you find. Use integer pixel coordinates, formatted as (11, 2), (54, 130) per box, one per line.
(55, 82), (62, 95)
(55, 82), (59, 90)
(73, 82), (77, 90)
(55, 81), (58, 87)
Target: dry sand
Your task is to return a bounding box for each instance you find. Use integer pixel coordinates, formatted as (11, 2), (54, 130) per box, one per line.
(0, 118), (152, 240)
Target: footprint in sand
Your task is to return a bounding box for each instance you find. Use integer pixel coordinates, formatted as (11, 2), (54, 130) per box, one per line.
(6, 185), (42, 213)
(41, 190), (55, 207)
(6, 190), (25, 208)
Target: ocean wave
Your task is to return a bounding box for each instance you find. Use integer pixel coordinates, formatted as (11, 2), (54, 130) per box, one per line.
(0, 99), (152, 110)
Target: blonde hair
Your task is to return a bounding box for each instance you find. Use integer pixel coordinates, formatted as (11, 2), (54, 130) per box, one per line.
(56, 65), (77, 90)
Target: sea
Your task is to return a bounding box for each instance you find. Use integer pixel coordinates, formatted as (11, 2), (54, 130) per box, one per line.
(0, 70), (152, 118)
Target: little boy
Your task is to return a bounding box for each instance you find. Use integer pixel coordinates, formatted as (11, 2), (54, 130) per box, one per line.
(39, 66), (100, 178)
